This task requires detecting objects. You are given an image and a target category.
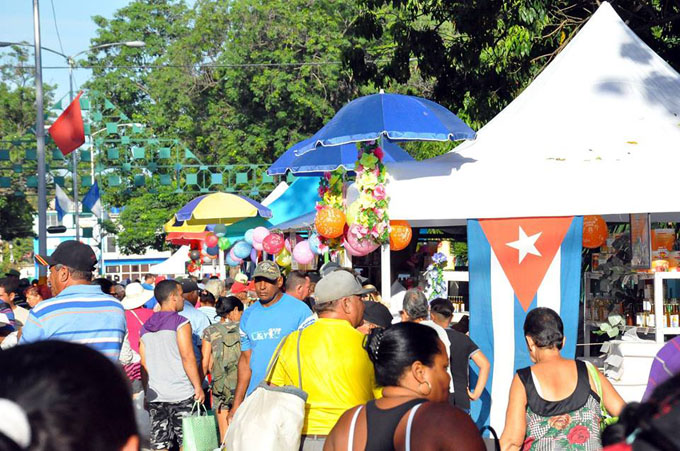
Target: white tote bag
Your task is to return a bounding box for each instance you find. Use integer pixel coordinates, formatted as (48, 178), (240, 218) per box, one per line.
(224, 330), (307, 451)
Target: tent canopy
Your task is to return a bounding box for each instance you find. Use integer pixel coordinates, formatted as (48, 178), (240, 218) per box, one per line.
(149, 245), (190, 275)
(387, 2), (680, 225)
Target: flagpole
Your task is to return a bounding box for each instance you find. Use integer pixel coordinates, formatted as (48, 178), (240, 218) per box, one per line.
(33, 0), (47, 279)
(68, 62), (80, 241)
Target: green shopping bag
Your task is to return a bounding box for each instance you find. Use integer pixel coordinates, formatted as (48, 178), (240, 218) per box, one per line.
(182, 401), (219, 451)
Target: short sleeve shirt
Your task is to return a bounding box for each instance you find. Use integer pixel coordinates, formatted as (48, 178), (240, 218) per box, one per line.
(445, 328), (480, 409)
(239, 294), (313, 395)
(268, 318), (377, 435)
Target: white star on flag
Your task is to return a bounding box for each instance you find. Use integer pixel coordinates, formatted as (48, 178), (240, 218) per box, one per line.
(506, 226), (542, 264)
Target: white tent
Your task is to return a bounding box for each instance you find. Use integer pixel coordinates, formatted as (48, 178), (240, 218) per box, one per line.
(149, 245), (190, 275)
(387, 2), (680, 226)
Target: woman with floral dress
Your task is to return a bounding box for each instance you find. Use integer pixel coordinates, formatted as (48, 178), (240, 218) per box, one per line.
(500, 308), (625, 451)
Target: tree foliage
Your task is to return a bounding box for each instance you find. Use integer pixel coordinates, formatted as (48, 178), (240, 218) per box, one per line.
(344, 1), (680, 130)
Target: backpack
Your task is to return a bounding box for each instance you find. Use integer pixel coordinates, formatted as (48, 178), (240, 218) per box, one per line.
(207, 322), (241, 404)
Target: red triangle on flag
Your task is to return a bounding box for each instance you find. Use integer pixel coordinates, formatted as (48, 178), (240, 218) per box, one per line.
(480, 217), (574, 311)
(49, 91), (85, 156)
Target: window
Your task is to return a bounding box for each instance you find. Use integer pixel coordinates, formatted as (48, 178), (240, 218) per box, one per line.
(141, 264), (149, 272)
(131, 265), (140, 272)
(106, 265), (119, 274)
(47, 214), (59, 227)
(106, 237), (117, 253)
(122, 265), (130, 273)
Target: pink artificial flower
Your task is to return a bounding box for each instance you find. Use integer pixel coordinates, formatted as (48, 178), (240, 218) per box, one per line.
(373, 165), (380, 176)
(373, 184), (386, 201)
(324, 172), (332, 181)
(374, 146), (384, 160)
(315, 203), (324, 212)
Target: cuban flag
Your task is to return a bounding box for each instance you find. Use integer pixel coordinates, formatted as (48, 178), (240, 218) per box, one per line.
(467, 216), (582, 431)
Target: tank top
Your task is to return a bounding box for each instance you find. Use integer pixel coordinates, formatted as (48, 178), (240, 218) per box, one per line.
(347, 398), (426, 451)
(517, 360), (602, 451)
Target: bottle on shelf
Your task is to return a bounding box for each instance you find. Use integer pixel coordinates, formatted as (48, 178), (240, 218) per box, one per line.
(672, 301), (680, 328)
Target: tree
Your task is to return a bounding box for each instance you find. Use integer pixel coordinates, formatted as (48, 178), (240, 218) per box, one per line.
(344, 1), (680, 131)
(0, 47), (56, 243)
(115, 185), (190, 254)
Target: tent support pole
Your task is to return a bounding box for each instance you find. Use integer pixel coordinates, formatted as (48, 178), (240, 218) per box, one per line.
(381, 243), (391, 301)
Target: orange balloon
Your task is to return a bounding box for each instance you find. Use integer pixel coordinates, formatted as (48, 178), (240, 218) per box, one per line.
(389, 220), (412, 251)
(582, 215), (608, 248)
(315, 207), (346, 239)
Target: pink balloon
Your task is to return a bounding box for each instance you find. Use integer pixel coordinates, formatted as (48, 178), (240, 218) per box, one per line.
(343, 238), (365, 257)
(345, 224), (380, 256)
(229, 248), (243, 263)
(263, 233), (285, 254)
(205, 233), (219, 248)
(284, 234), (303, 252)
(253, 239), (264, 251)
(292, 240), (314, 265)
(252, 226), (270, 244)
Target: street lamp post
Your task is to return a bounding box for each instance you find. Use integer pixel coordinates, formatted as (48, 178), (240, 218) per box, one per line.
(0, 38), (145, 244)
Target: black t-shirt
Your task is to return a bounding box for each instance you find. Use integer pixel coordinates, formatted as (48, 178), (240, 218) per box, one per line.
(445, 328), (479, 410)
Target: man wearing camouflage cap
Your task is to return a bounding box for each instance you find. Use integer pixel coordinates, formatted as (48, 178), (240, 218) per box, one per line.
(228, 261), (314, 423)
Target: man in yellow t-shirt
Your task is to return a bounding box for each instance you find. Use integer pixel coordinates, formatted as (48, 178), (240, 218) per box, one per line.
(268, 269), (378, 451)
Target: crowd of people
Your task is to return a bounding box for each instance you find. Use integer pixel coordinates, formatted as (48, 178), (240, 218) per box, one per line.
(0, 239), (679, 451)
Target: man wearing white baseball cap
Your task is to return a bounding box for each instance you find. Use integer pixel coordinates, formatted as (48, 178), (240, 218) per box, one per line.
(267, 269), (379, 450)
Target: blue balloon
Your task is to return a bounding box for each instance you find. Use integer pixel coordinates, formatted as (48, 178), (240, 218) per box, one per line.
(233, 240), (253, 259)
(225, 254), (240, 267)
(309, 233), (323, 254)
(206, 245), (219, 256)
(244, 229), (255, 245)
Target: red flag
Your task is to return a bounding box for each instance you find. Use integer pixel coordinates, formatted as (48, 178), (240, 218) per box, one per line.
(49, 91), (85, 156)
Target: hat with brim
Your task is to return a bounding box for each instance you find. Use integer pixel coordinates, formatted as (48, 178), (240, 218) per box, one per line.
(314, 270), (375, 304)
(121, 282), (154, 310)
(36, 240), (97, 272)
(362, 301), (393, 328)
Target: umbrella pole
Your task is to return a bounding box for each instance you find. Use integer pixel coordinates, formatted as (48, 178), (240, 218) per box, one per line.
(219, 248), (226, 279)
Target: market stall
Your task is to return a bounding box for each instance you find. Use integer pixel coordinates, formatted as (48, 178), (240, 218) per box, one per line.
(382, 2), (680, 428)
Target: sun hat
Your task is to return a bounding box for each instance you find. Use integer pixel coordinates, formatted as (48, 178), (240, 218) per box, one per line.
(121, 282), (154, 310)
(234, 273), (248, 284)
(314, 270), (375, 304)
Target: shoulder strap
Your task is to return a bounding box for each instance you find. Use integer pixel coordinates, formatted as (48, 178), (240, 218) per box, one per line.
(296, 327), (303, 390)
(404, 403), (423, 451)
(129, 309), (144, 326)
(585, 361), (605, 413)
(347, 405), (364, 451)
(264, 333), (291, 381)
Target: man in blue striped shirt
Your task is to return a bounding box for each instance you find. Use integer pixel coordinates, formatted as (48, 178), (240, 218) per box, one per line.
(21, 241), (126, 360)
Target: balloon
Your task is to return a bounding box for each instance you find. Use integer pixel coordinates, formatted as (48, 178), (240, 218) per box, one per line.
(206, 245), (219, 256)
(226, 253), (240, 267)
(293, 240), (314, 265)
(202, 255), (213, 264)
(218, 237), (231, 250)
(583, 215), (608, 248)
(346, 224), (380, 256)
(204, 233), (219, 248)
(232, 240), (252, 259)
(244, 229), (255, 244)
(315, 207), (346, 239)
(343, 238), (365, 257)
(276, 248), (292, 267)
(389, 220), (412, 251)
(213, 224), (228, 237)
(345, 201), (361, 226)
(252, 226), (269, 244)
(253, 239), (264, 251)
(308, 233), (323, 255)
(229, 248), (244, 264)
(189, 249), (201, 261)
(284, 234), (303, 252)
(250, 248), (258, 262)
(263, 233), (285, 254)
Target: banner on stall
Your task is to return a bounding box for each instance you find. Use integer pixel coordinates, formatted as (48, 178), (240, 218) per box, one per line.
(467, 216), (583, 431)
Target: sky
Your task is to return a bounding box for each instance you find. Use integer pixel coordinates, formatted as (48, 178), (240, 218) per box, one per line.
(0, 0), (133, 103)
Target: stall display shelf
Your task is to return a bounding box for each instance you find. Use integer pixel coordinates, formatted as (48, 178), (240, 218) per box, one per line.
(653, 272), (680, 343)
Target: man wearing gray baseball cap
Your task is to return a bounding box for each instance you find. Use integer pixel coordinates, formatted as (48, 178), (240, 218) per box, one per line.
(267, 269), (379, 450)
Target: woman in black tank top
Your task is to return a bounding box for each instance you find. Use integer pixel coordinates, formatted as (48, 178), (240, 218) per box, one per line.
(324, 322), (485, 451)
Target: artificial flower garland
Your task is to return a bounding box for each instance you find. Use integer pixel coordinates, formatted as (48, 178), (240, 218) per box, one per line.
(316, 168), (345, 251)
(425, 252), (448, 300)
(352, 140), (389, 245)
